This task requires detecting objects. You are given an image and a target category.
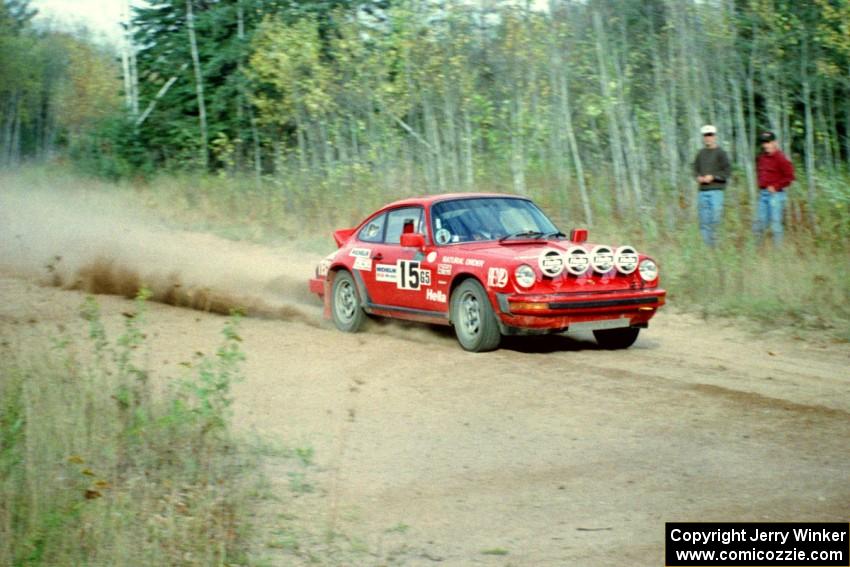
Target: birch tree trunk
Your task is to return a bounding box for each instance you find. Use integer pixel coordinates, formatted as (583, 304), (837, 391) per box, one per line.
(845, 67), (850, 168)
(2, 93), (19, 166)
(509, 96), (527, 195)
(612, 51), (643, 208)
(802, 75), (817, 230)
(559, 72), (592, 226)
(730, 77), (756, 206)
(121, 0), (139, 118)
(423, 97), (446, 192)
(443, 91), (461, 189)
(462, 109), (474, 188)
(186, 0), (209, 169)
(593, 10), (627, 214)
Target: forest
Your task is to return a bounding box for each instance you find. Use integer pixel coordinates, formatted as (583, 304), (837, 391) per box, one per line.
(2, 0), (850, 312)
(3, 0), (850, 230)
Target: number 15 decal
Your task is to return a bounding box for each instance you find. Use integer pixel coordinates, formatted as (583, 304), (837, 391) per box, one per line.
(398, 260), (421, 290)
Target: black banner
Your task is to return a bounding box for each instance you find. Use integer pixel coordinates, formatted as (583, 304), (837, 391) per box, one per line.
(666, 522), (849, 566)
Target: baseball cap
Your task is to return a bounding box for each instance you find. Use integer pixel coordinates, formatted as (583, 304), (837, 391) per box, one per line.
(700, 125), (717, 135)
(758, 131), (776, 142)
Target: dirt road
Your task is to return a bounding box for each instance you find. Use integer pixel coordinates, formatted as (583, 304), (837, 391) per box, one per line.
(2, 191), (848, 565)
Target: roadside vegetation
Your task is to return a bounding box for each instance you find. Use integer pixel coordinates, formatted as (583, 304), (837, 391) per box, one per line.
(0, 290), (252, 565)
(9, 164), (850, 339)
(109, 165), (850, 342)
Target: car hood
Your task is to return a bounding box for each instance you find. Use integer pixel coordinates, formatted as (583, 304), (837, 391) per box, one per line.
(442, 239), (622, 261)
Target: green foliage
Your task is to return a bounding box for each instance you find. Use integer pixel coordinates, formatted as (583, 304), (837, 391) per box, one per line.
(181, 312), (246, 435)
(69, 114), (156, 179)
(0, 292), (253, 565)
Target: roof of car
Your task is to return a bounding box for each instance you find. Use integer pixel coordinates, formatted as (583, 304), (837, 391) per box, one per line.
(378, 192), (528, 210)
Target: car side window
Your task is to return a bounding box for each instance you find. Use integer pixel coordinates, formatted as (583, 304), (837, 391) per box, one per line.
(357, 213), (386, 243)
(384, 207), (424, 245)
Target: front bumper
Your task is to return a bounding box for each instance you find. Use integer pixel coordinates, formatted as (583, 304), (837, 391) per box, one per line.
(494, 288), (666, 332)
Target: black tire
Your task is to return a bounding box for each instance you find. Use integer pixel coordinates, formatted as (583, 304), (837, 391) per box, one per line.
(331, 270), (366, 332)
(450, 279), (501, 352)
(593, 327), (640, 350)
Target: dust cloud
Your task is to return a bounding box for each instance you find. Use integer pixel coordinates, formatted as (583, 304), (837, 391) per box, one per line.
(0, 184), (324, 324)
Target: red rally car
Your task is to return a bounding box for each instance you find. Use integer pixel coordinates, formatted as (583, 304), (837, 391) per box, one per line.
(308, 193), (666, 352)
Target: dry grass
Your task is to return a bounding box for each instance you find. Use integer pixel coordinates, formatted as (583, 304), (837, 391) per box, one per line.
(0, 292), (252, 565)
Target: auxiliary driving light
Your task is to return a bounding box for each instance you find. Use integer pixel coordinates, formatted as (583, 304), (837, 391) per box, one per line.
(538, 249), (566, 277)
(591, 245), (615, 273)
(565, 246), (590, 276)
(614, 246), (639, 275)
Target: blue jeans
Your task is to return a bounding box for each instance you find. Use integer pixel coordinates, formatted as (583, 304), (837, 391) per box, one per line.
(754, 189), (787, 246)
(698, 190), (724, 247)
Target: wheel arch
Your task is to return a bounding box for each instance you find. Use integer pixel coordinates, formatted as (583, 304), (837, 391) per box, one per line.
(329, 265), (371, 307)
(448, 272), (488, 324)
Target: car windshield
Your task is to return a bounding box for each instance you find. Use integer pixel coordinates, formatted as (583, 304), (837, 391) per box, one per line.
(431, 197), (560, 244)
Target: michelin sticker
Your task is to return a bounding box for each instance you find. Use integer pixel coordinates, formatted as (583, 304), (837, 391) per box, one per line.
(353, 257), (372, 271)
(487, 267), (508, 288)
(375, 263), (398, 283)
(350, 248), (371, 258)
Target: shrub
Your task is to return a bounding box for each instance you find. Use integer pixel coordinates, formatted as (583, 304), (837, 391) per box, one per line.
(0, 291), (251, 565)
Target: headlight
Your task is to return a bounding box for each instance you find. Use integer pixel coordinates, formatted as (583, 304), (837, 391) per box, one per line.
(639, 259), (658, 282)
(591, 245), (614, 273)
(614, 246), (638, 274)
(514, 264), (536, 288)
(565, 246), (590, 275)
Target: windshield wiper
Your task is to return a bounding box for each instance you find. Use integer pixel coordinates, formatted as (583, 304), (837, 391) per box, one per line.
(499, 230), (544, 242)
(544, 231), (567, 239)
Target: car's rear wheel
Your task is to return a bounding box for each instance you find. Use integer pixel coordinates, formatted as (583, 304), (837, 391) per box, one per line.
(331, 270), (366, 332)
(451, 279), (501, 352)
(593, 327), (640, 349)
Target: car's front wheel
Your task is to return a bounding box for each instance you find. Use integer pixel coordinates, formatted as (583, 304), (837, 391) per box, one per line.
(450, 279), (501, 352)
(331, 270), (366, 332)
(593, 327), (640, 349)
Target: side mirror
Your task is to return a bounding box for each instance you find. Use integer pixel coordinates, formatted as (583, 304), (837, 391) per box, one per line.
(400, 232), (425, 249)
(570, 228), (588, 243)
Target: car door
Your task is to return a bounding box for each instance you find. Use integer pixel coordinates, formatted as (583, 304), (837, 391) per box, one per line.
(366, 206), (437, 310)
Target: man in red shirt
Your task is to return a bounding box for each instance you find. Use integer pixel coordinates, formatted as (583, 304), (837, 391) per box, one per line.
(754, 131), (795, 246)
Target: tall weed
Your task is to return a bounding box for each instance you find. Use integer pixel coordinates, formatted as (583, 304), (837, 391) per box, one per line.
(0, 292), (252, 566)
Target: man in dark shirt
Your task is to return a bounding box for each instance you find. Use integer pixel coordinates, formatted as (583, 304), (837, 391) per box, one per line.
(693, 125), (732, 247)
(754, 131), (795, 246)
